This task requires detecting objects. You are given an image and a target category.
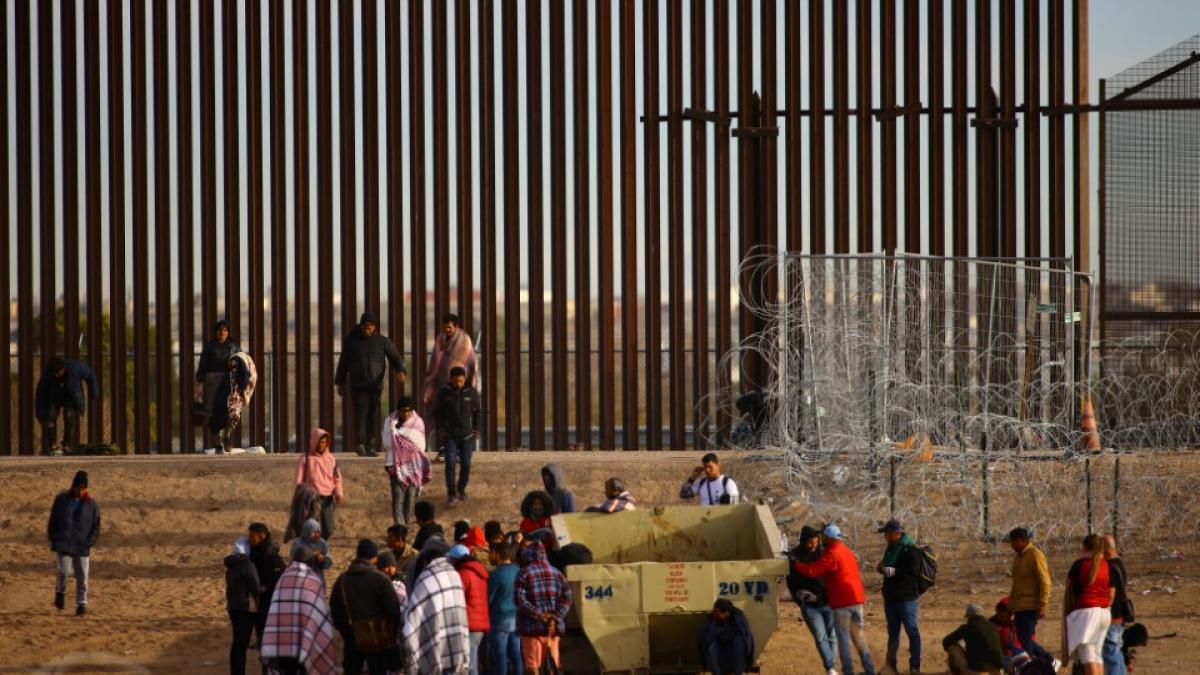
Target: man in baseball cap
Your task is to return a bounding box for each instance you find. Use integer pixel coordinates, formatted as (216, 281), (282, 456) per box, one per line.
(876, 518), (923, 673)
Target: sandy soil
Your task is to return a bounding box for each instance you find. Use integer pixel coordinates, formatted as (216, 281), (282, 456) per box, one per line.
(0, 451), (1195, 674)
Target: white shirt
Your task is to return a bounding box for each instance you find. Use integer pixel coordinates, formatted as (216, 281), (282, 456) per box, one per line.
(681, 474), (740, 506)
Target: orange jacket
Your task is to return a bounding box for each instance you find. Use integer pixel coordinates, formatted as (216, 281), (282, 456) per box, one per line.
(791, 539), (866, 609)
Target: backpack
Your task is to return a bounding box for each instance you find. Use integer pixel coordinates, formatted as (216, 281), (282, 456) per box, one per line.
(909, 544), (938, 594)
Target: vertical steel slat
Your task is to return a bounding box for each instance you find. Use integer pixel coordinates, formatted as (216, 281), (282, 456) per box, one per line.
(975, 0), (995, 259)
(1048, 0), (1065, 259)
(478, 0), (497, 449)
(1023, 0), (1041, 260)
(667, 0), (684, 448)
(270, 0), (288, 450)
(549, 0), (568, 450)
(246, 0), (265, 447)
(619, 0), (637, 449)
(572, 0), (591, 448)
(409, 0), (427, 417)
(293, 0), (312, 448)
(951, 0), (967, 259)
(713, 0), (730, 440)
(455, 0), (472, 334)
(783, 0), (801, 251)
(596, 0), (616, 450)
(880, 0), (897, 254)
(38, 0), (56, 366)
(431, 0), (448, 326)
(760, 0), (777, 247)
(131, 0), (150, 454)
(176, 0), (195, 453)
(200, 0), (217, 343)
(1071, 0), (1089, 273)
(641, 0), (660, 450)
(223, 0), (241, 352)
(690, 0), (708, 447)
(501, 0), (519, 447)
(735, 0), (762, 391)
(16, 0), (34, 454)
(86, 0), (105, 445)
(808, 0), (825, 253)
(316, 0), (334, 432)
(385, 0), (405, 414)
(153, 0), (172, 451)
(856, 0), (873, 253)
(527, 0), (545, 450)
(903, 0), (920, 254)
(338, 0), (356, 451)
(363, 0), (380, 321)
(0, 0), (9, 452)
(62, 1), (79, 362)
(1000, 0), (1016, 258)
(106, 0), (127, 454)
(832, 0), (848, 253)
(928, 0), (945, 257)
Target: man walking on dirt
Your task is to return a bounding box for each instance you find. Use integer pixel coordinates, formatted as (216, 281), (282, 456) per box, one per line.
(1006, 527), (1057, 668)
(47, 470), (100, 616)
(336, 312), (407, 457)
(877, 518), (924, 674)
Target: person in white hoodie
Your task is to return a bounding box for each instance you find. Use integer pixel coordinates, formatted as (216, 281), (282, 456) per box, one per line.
(383, 396), (432, 527)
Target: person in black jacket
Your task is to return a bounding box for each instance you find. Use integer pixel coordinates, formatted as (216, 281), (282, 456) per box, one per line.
(35, 358), (99, 455)
(697, 598), (755, 675)
(247, 522), (286, 646)
(195, 320), (240, 448)
(335, 312), (407, 457)
(330, 540), (403, 675)
(876, 518), (923, 674)
(789, 525), (837, 674)
(225, 536), (263, 675)
(432, 367), (481, 506)
(47, 470), (101, 615)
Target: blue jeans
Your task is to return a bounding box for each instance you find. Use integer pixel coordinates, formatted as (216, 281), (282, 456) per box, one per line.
(1014, 609), (1053, 664)
(486, 617), (521, 675)
(884, 599), (922, 670)
(1103, 623), (1126, 675)
(445, 437), (476, 496)
(468, 631), (484, 675)
(833, 604), (876, 675)
(802, 604), (838, 670)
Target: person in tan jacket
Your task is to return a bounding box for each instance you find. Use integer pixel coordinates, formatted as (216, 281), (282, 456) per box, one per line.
(1006, 527), (1058, 669)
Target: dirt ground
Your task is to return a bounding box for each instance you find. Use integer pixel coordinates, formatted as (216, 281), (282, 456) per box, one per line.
(0, 450), (1195, 674)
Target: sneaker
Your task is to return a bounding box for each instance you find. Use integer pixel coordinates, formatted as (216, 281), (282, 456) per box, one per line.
(75, 604), (86, 616)
(457, 490), (468, 502)
(54, 592), (64, 610)
(447, 495), (459, 507)
(826, 670), (837, 675)
(1052, 658), (1062, 672)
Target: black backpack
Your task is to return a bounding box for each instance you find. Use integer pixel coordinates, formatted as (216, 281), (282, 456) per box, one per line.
(909, 544), (938, 594)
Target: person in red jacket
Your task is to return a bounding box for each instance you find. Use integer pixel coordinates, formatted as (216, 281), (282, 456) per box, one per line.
(790, 524), (877, 675)
(448, 544), (490, 675)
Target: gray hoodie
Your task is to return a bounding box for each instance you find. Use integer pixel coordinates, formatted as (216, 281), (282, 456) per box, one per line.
(541, 464), (576, 514)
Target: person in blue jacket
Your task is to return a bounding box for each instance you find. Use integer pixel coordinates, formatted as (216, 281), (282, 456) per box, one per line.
(47, 470), (101, 615)
(36, 358), (99, 455)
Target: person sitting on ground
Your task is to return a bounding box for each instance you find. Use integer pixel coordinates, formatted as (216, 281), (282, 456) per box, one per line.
(540, 464), (576, 514)
(486, 541), (522, 675)
(36, 357), (99, 456)
(260, 547), (338, 675)
(401, 543), (471, 674)
(1064, 534), (1115, 675)
(515, 541), (573, 674)
(385, 524), (418, 576)
(788, 525), (837, 675)
(519, 491), (557, 536)
(331, 540), (403, 675)
(383, 396), (431, 527)
(679, 452), (740, 505)
(226, 536), (264, 675)
(412, 500), (445, 552)
(448, 544), (491, 675)
(989, 598), (1031, 674)
(697, 598), (755, 675)
(434, 366), (482, 506)
(248, 523), (287, 648)
(289, 428), (342, 539)
(943, 603), (1005, 675)
(585, 477), (637, 513)
(290, 519), (332, 585)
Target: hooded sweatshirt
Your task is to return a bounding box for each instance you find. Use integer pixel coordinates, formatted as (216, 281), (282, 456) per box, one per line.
(514, 541), (573, 636)
(226, 544), (264, 613)
(787, 527), (830, 608)
(291, 519), (333, 582)
(296, 428), (343, 499)
(454, 558), (491, 633)
(519, 490), (557, 534)
(541, 464), (576, 514)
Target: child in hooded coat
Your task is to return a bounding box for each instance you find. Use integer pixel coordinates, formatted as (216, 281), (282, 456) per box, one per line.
(290, 519), (333, 584)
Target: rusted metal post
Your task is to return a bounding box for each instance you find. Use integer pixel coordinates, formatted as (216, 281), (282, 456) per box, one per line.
(714, 0), (731, 441)
(385, 0), (405, 417)
(38, 0), (56, 367)
(293, 0), (312, 450)
(16, 0), (34, 454)
(690, 0), (709, 447)
(363, 0), (381, 322)
(455, 0), (472, 333)
(880, 0), (897, 254)
(317, 0), (334, 434)
(154, 0), (173, 451)
(339, 0), (357, 451)
(501, 0), (520, 448)
(856, 0), (873, 253)
(550, 0), (569, 451)
(131, 0), (149, 454)
(0, 0), (9, 452)
(808, 0), (825, 253)
(176, 0), (195, 452)
(478, 0), (496, 449)
(270, 0), (288, 450)
(597, 0), (616, 450)
(784, 0), (802, 251)
(527, 0), (545, 450)
(107, 0), (127, 454)
(832, 0), (849, 254)
(432, 0), (448, 327)
(62, 2), (79, 363)
(246, 0), (264, 448)
(86, 0), (105, 446)
(620, 0), (638, 449)
(573, 0), (592, 449)
(643, 0), (661, 450)
(667, 0), (685, 449)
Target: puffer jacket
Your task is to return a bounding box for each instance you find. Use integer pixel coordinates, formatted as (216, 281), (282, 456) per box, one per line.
(456, 558), (491, 633)
(47, 491), (101, 557)
(334, 327), (405, 391)
(1009, 542), (1052, 613)
(35, 360), (99, 419)
(790, 539), (866, 609)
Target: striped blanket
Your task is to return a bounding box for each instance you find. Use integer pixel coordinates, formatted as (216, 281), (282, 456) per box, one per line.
(401, 557), (470, 674)
(260, 561), (338, 675)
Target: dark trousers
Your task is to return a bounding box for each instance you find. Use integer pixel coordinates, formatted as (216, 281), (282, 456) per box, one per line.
(343, 638), (391, 675)
(254, 592), (271, 644)
(41, 401), (81, 453)
(1014, 609), (1054, 663)
(263, 657), (307, 675)
(703, 636), (748, 675)
(229, 609), (255, 675)
(444, 436), (476, 496)
(318, 495), (338, 539)
(351, 388), (383, 452)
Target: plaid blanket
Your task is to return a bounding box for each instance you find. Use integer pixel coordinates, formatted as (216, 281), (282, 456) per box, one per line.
(260, 561), (338, 675)
(421, 330), (478, 404)
(515, 541), (573, 636)
(226, 352), (258, 432)
(401, 558), (470, 674)
(383, 411), (432, 490)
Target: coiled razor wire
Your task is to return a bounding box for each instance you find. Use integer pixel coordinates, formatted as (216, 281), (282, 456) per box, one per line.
(704, 250), (1200, 552)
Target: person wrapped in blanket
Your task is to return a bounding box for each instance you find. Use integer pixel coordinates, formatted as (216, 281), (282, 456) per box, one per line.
(208, 351), (257, 454)
(260, 546), (338, 675)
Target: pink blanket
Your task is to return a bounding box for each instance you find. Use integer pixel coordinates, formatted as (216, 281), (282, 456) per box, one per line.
(384, 411), (432, 490)
(422, 330), (478, 405)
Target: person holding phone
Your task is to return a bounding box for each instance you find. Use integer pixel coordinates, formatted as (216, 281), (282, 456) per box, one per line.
(679, 453), (740, 506)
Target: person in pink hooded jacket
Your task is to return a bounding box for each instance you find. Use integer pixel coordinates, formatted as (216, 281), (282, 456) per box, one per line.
(287, 429), (344, 540)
